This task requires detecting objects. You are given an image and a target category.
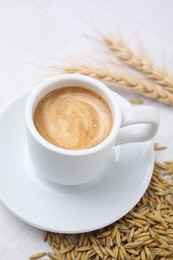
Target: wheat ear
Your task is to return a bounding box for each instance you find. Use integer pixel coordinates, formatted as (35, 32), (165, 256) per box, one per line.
(103, 36), (173, 92)
(64, 65), (173, 105)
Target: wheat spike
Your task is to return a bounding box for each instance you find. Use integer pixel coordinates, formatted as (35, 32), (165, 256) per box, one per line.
(103, 36), (173, 92)
(63, 65), (173, 105)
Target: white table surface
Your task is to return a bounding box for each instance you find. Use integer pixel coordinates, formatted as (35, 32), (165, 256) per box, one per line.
(0, 0), (173, 259)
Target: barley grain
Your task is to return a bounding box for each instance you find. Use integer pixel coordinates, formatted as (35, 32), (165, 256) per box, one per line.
(130, 99), (144, 104)
(124, 241), (144, 249)
(61, 244), (75, 254)
(99, 245), (108, 256)
(76, 246), (92, 252)
(126, 248), (139, 255)
(105, 247), (115, 257)
(29, 252), (46, 259)
(92, 244), (103, 258)
(97, 230), (112, 239)
(78, 233), (84, 247)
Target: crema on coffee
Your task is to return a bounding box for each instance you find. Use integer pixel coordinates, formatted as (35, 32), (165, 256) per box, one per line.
(33, 87), (113, 150)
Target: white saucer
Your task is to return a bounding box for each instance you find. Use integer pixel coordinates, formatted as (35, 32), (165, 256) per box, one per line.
(0, 90), (154, 233)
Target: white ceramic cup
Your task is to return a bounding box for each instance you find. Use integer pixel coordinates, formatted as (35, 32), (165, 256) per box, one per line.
(25, 74), (159, 185)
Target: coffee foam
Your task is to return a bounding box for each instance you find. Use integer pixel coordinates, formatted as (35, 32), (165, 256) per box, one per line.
(34, 87), (113, 150)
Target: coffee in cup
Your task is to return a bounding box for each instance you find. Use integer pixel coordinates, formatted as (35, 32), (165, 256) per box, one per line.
(33, 86), (113, 150)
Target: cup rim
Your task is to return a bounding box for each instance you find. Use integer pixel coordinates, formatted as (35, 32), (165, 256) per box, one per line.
(25, 74), (121, 156)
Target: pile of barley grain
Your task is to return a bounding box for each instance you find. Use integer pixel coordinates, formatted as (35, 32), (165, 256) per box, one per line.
(30, 160), (173, 260)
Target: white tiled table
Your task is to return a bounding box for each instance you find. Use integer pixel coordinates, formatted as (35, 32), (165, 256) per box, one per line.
(0, 0), (173, 259)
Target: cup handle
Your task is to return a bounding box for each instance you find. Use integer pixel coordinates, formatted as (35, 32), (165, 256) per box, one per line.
(116, 106), (159, 146)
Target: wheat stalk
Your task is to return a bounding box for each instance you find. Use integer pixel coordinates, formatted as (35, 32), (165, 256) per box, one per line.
(63, 65), (173, 105)
(103, 36), (173, 92)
